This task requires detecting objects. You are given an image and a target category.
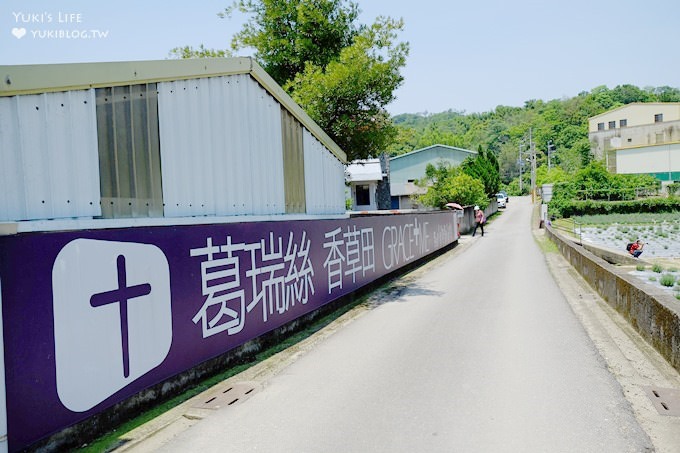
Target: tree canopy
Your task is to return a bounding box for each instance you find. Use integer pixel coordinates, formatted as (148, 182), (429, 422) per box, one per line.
(285, 17), (407, 160)
(223, 0), (360, 86)
(460, 146), (501, 197)
(172, 0), (408, 162)
(388, 84), (680, 188)
(416, 162), (487, 209)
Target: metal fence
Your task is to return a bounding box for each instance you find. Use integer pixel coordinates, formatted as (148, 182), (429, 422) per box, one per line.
(551, 218), (583, 245)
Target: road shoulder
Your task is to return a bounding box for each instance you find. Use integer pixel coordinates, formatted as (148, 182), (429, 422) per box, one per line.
(534, 227), (680, 453)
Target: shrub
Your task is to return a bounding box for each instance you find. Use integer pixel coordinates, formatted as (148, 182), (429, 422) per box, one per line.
(548, 197), (680, 218)
(652, 264), (664, 273)
(636, 264), (646, 271)
(660, 274), (677, 287)
(649, 276), (657, 282)
(667, 182), (680, 196)
(417, 164), (487, 209)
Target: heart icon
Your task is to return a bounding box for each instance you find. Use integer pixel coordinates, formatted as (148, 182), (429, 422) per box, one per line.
(12, 27), (26, 39)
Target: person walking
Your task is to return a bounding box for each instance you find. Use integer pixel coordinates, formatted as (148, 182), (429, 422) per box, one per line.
(472, 205), (485, 237)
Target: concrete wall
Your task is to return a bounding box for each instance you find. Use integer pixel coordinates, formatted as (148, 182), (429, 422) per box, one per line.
(0, 212), (458, 452)
(616, 142), (680, 181)
(589, 120), (680, 163)
(456, 199), (498, 234)
(545, 225), (680, 373)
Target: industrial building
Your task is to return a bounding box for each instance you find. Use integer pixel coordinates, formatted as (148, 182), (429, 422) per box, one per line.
(588, 103), (680, 182)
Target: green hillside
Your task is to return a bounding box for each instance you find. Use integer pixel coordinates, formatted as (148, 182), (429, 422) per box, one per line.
(387, 84), (680, 185)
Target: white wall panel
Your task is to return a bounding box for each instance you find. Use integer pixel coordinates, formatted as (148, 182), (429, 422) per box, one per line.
(0, 90), (101, 221)
(617, 144), (680, 174)
(158, 75), (284, 217)
(303, 131), (345, 215)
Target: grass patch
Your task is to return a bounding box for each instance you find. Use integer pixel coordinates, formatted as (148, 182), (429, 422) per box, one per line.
(660, 274), (677, 287)
(537, 235), (560, 254)
(649, 276), (657, 282)
(652, 264), (664, 273)
(636, 264), (646, 271)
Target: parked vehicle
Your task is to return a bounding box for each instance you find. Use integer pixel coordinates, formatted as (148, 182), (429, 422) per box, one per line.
(496, 193), (507, 208)
(497, 190), (509, 203)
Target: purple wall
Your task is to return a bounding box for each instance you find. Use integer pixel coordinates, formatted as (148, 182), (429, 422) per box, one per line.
(0, 212), (456, 451)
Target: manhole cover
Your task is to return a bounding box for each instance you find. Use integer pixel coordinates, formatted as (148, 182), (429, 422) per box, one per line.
(192, 381), (259, 410)
(643, 386), (680, 416)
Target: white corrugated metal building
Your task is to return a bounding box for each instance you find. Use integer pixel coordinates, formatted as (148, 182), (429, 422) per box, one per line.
(0, 58), (347, 229)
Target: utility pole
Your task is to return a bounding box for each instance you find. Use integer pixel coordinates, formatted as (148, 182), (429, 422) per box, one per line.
(547, 140), (554, 171)
(518, 142), (524, 193)
(530, 128), (536, 203)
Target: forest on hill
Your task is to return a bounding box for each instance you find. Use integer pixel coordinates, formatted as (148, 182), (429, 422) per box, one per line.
(386, 84), (680, 186)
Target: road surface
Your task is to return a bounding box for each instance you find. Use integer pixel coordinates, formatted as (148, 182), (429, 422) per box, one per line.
(125, 197), (666, 452)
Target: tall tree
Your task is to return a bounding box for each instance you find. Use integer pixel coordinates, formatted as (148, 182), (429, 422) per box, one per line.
(460, 146), (501, 197)
(223, 0), (360, 86)
(172, 1), (408, 161)
(416, 162), (486, 209)
(285, 17), (408, 161)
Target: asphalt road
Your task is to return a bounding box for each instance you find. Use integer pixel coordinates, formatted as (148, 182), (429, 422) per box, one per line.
(131, 197), (656, 452)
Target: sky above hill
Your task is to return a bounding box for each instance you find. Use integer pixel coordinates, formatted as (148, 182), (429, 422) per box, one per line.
(3, 0), (679, 115)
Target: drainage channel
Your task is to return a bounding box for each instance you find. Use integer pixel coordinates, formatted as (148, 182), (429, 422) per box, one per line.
(192, 381), (260, 410)
(642, 386), (680, 416)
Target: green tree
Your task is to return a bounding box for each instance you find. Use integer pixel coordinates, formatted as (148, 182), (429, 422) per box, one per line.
(610, 84), (653, 104)
(169, 44), (231, 59)
(172, 1), (407, 161)
(285, 17), (408, 161)
(551, 161), (660, 203)
(414, 124), (463, 149)
(223, 0), (360, 86)
(385, 127), (418, 156)
(649, 86), (680, 102)
(416, 162), (486, 208)
(536, 166), (569, 186)
(460, 146), (501, 197)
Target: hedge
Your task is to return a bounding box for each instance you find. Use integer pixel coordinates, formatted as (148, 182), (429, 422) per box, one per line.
(548, 197), (680, 218)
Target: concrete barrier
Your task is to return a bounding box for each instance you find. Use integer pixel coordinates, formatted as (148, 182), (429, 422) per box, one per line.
(545, 225), (680, 373)
(0, 212), (458, 452)
(456, 199), (498, 234)
(580, 242), (644, 266)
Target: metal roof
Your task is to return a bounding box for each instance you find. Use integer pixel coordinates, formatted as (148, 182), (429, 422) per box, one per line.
(0, 57), (346, 163)
(588, 102), (680, 121)
(390, 144), (476, 161)
(346, 159), (383, 182)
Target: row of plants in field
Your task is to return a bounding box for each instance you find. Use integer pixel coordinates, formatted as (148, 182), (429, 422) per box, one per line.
(635, 264), (680, 300)
(575, 213), (680, 226)
(585, 222), (680, 245)
(550, 197), (680, 218)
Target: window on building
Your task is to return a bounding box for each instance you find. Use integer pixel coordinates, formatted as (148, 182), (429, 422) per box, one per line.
(608, 121), (616, 129)
(356, 185), (370, 206)
(655, 113), (664, 123)
(620, 119), (627, 127)
(95, 84), (164, 218)
(597, 122), (605, 131)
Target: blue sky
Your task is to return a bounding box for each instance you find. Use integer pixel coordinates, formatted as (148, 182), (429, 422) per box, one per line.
(3, 0), (679, 115)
